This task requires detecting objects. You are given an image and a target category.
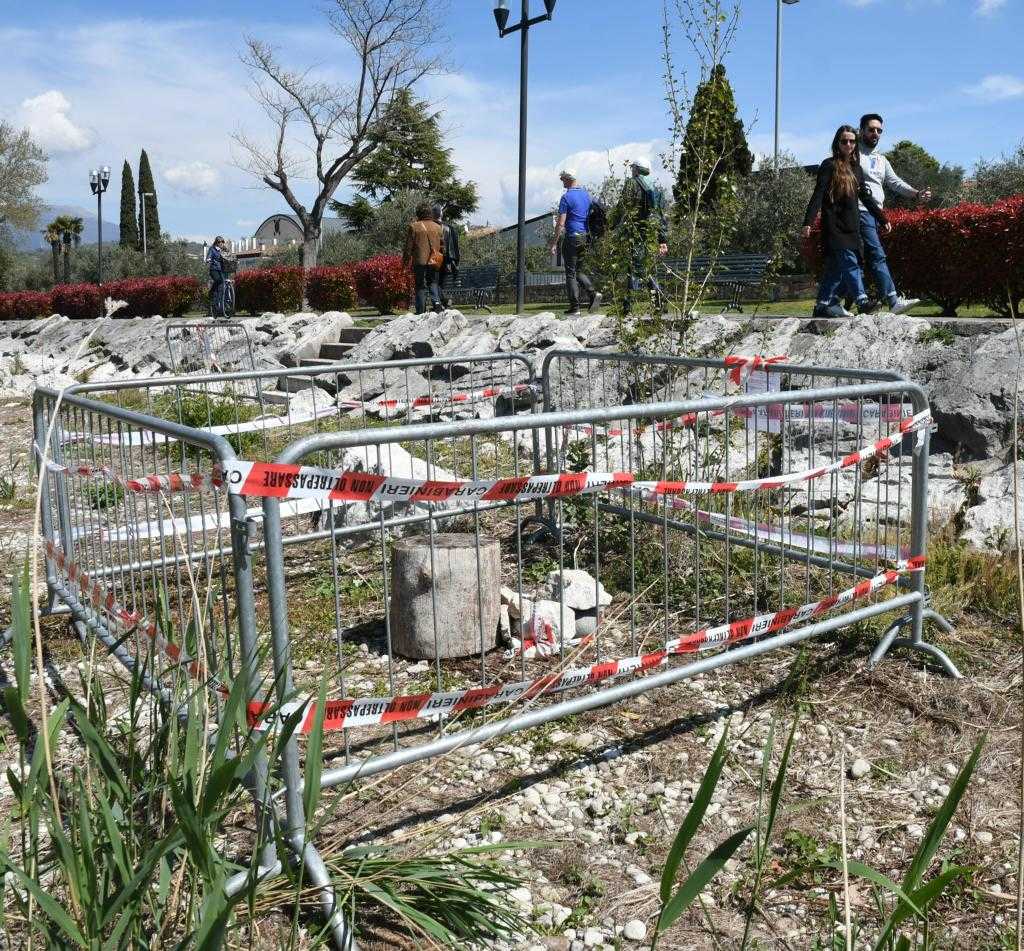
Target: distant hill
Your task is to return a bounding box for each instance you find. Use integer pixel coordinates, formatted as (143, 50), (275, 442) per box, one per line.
(7, 204), (120, 251)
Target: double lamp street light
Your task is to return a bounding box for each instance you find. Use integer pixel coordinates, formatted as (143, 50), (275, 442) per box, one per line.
(493, 0), (556, 316)
(491, 0), (795, 314)
(88, 165), (111, 283)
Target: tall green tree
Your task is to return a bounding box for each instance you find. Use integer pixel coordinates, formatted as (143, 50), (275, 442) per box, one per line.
(673, 63), (752, 217)
(968, 141), (1024, 204)
(119, 160), (139, 249)
(137, 149), (161, 248)
(884, 140), (964, 209)
(43, 220), (63, 283)
(53, 215), (83, 283)
(0, 122), (47, 232)
(732, 152), (814, 273)
(330, 88), (478, 229)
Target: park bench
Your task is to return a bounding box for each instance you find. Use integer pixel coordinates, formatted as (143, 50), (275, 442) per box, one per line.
(441, 264), (499, 313)
(662, 252), (772, 312)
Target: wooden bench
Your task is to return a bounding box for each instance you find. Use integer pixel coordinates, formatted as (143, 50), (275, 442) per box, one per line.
(662, 252), (772, 312)
(441, 264), (499, 313)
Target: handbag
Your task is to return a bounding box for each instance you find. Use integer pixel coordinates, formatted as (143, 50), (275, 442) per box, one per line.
(420, 222), (445, 269)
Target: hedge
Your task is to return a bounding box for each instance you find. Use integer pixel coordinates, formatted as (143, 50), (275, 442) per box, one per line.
(305, 266), (357, 312)
(234, 266), (305, 315)
(0, 291), (54, 320)
(51, 283), (105, 320)
(803, 194), (1024, 315)
(105, 276), (200, 318)
(351, 255), (413, 315)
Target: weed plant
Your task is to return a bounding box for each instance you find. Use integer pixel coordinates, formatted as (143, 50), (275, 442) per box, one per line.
(0, 563), (540, 946)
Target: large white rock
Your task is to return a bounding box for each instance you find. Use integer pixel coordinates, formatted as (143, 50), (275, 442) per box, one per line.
(546, 568), (612, 611)
(960, 463), (1024, 552)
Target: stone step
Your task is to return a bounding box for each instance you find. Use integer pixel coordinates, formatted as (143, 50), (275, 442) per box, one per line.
(276, 375), (317, 393)
(319, 342), (356, 360)
(339, 326), (372, 344)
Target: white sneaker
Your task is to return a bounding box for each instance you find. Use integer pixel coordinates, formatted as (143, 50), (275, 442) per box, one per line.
(824, 302), (854, 318)
(889, 296), (920, 315)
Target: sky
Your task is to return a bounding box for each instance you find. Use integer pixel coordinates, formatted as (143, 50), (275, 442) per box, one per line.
(3, 0), (1022, 243)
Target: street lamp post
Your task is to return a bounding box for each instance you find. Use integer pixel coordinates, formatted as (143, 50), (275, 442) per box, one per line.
(89, 165), (111, 282)
(774, 0), (800, 171)
(140, 192), (154, 258)
(493, 0), (556, 315)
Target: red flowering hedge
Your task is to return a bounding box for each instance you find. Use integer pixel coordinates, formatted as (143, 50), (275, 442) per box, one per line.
(802, 195), (1024, 315)
(351, 255), (412, 314)
(51, 283), (105, 320)
(0, 291), (54, 320)
(106, 276), (200, 318)
(305, 266), (357, 312)
(234, 266), (305, 315)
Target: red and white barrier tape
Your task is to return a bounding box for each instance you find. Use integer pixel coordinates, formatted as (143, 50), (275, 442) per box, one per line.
(248, 557), (925, 734)
(224, 464), (635, 503)
(565, 401), (915, 440)
(724, 354), (788, 386)
(43, 458), (223, 495)
(44, 541), (217, 685)
(339, 382), (536, 415)
(223, 409), (930, 502)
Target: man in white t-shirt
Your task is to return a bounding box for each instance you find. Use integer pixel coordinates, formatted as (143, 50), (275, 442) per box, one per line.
(857, 113), (932, 315)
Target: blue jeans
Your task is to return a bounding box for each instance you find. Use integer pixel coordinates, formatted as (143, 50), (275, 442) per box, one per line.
(859, 210), (897, 303)
(816, 248), (866, 306)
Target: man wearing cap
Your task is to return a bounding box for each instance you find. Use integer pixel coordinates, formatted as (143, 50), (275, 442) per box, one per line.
(616, 159), (669, 315)
(549, 168), (601, 317)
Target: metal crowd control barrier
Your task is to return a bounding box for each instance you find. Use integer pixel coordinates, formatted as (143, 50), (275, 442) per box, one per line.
(26, 350), (958, 949)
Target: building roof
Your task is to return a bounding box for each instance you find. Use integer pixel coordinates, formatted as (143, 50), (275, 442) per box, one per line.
(252, 213), (350, 237)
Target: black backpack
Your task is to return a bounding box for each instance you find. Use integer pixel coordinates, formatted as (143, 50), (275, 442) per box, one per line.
(586, 198), (608, 240)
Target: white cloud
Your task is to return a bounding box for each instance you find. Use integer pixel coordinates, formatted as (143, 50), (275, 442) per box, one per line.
(748, 131), (833, 166)
(18, 90), (92, 154)
(493, 141), (671, 225)
(975, 0), (1007, 13)
(164, 160), (221, 195)
(966, 73), (1024, 101)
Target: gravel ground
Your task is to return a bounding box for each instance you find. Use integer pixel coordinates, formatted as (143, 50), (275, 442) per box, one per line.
(0, 391), (1020, 949)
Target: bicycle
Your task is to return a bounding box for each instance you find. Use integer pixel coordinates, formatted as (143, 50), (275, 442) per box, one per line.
(210, 256), (237, 320)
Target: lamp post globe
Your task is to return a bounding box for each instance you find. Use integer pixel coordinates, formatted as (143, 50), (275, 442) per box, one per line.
(493, 0), (510, 33)
(89, 164), (111, 286)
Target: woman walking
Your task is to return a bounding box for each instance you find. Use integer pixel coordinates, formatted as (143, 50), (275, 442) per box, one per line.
(402, 202), (445, 314)
(802, 125), (888, 318)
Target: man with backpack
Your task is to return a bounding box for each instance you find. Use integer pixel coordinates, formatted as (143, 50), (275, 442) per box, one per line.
(615, 159), (669, 315)
(549, 168), (602, 317)
(433, 203), (460, 309)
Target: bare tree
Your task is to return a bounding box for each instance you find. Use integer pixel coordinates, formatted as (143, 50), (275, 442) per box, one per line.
(235, 0), (446, 268)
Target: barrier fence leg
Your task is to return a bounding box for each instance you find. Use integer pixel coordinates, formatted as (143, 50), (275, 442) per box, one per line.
(228, 504), (281, 878)
(262, 496), (356, 951)
(868, 421), (961, 677)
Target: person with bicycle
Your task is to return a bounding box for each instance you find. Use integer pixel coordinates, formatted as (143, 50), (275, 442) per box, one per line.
(614, 159), (669, 315)
(208, 236), (232, 319)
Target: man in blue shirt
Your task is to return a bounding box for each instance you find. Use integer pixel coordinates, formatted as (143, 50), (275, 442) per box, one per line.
(549, 169), (601, 316)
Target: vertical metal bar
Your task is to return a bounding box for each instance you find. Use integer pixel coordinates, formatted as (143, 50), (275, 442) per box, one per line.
(515, 0), (530, 315)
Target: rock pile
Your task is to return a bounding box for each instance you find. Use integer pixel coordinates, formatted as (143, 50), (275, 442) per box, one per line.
(2, 307), (1020, 550)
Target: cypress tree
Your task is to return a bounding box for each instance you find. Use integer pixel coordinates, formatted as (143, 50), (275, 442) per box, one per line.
(137, 149), (161, 248)
(119, 160), (139, 249)
(673, 64), (753, 215)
